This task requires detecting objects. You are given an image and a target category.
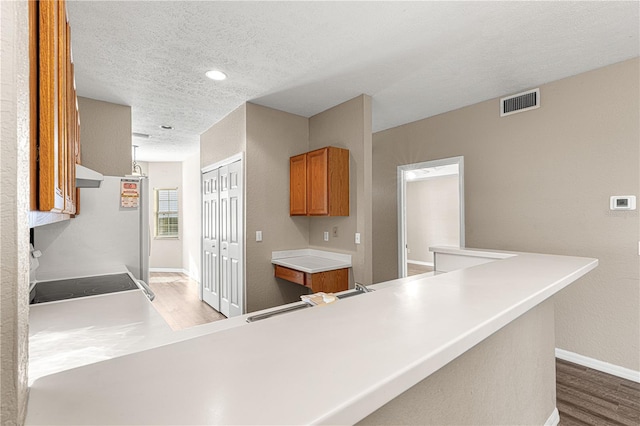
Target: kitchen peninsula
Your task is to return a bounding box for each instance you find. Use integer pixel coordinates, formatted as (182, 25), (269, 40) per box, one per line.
(26, 248), (597, 425)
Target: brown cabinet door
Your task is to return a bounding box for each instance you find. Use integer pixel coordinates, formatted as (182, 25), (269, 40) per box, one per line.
(31, 0), (80, 214)
(29, 1), (39, 210)
(59, 3), (75, 215)
(307, 148), (329, 215)
(38, 0), (65, 212)
(306, 269), (349, 293)
(289, 153), (307, 215)
(289, 146), (349, 217)
(63, 19), (76, 214)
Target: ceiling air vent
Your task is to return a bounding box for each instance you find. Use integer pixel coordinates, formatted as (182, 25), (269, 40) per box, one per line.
(500, 88), (540, 117)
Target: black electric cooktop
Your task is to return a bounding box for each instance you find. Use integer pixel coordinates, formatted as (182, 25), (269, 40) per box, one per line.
(30, 273), (139, 304)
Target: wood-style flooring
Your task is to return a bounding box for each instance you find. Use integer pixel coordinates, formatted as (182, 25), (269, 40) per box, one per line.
(148, 272), (225, 330)
(149, 273), (639, 425)
(557, 358), (640, 426)
(407, 262), (434, 276)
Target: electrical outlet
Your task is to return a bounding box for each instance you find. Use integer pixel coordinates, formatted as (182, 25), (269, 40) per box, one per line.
(323, 231), (329, 241)
(332, 226), (338, 238)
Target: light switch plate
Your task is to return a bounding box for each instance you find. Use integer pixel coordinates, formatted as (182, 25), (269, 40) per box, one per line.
(256, 231), (262, 242)
(355, 233), (361, 244)
(323, 231), (329, 241)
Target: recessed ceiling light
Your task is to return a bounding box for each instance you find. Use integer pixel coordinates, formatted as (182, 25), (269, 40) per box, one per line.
(160, 125), (173, 130)
(206, 70), (227, 81)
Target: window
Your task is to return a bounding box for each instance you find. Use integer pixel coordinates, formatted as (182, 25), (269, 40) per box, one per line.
(155, 188), (179, 238)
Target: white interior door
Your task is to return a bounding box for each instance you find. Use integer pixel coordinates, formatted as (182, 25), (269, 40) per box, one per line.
(219, 164), (231, 317)
(201, 155), (244, 317)
(202, 169), (220, 311)
(226, 160), (243, 317)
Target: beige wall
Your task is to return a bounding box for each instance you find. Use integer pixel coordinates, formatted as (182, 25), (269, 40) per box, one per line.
(0, 0), (30, 423)
(245, 103), (310, 311)
(406, 175), (460, 264)
(77, 97), (132, 176)
(200, 104), (247, 169)
(372, 58), (640, 370)
(148, 162), (183, 269)
(359, 300), (556, 425)
(309, 95), (373, 284)
(181, 152), (201, 281)
(201, 98), (372, 312)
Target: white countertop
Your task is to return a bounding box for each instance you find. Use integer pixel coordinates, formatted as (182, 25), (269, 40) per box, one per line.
(429, 245), (517, 259)
(26, 249), (597, 425)
(28, 289), (262, 385)
(271, 248), (352, 273)
(29, 290), (171, 384)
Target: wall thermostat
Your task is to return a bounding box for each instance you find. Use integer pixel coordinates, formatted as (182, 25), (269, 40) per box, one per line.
(610, 195), (636, 210)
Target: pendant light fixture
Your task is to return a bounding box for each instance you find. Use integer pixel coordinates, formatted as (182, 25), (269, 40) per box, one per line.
(132, 145), (143, 176)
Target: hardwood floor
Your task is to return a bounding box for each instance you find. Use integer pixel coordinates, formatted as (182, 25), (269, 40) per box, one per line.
(407, 262), (434, 276)
(148, 272), (226, 330)
(557, 358), (640, 426)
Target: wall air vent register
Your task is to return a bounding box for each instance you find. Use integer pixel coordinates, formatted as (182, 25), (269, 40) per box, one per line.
(500, 88), (540, 117)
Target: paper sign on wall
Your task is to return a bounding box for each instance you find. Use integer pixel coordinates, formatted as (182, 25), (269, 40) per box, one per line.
(121, 179), (140, 208)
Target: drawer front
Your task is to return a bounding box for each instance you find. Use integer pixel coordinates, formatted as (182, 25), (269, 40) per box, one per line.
(274, 265), (305, 286)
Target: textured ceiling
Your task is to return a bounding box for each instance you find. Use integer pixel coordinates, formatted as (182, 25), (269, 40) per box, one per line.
(67, 1), (639, 162)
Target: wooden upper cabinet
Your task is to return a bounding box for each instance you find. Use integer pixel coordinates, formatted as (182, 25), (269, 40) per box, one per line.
(307, 148), (330, 215)
(289, 153), (307, 215)
(30, 0), (80, 214)
(289, 146), (349, 216)
(38, 0), (65, 212)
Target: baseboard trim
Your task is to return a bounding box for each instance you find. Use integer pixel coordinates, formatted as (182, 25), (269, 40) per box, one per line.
(149, 267), (187, 274)
(406, 260), (434, 267)
(149, 268), (200, 284)
(556, 348), (640, 383)
(545, 407), (560, 426)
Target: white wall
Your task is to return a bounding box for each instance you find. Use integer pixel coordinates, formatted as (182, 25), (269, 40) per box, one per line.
(147, 162), (183, 269)
(406, 175), (460, 264)
(181, 152), (201, 282)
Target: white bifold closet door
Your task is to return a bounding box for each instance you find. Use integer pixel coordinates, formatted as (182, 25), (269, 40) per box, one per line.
(202, 159), (243, 317)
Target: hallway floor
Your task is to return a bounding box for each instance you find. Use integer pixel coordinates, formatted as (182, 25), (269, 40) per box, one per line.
(407, 262), (434, 276)
(148, 272), (225, 330)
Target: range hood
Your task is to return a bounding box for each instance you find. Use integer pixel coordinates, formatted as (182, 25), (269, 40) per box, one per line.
(76, 164), (104, 188)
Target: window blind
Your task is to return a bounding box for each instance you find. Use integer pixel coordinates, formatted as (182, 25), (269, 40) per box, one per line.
(156, 189), (178, 237)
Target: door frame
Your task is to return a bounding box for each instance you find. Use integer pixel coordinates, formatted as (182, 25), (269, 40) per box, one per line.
(201, 151), (245, 315)
(397, 156), (465, 278)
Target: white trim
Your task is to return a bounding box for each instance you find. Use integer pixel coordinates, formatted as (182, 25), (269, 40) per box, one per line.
(397, 156), (465, 278)
(544, 408), (560, 426)
(201, 152), (244, 173)
(149, 267), (187, 274)
(272, 249), (352, 264)
(556, 348), (640, 383)
(406, 260), (433, 267)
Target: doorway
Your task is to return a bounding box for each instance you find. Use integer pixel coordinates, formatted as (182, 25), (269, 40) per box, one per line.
(201, 153), (245, 317)
(398, 157), (465, 278)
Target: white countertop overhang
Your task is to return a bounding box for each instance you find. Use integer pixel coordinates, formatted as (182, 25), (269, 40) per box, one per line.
(26, 249), (597, 425)
(271, 248), (352, 273)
